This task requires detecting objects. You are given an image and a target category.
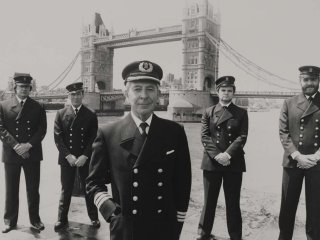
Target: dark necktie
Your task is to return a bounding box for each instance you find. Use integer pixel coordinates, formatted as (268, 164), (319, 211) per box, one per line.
(75, 108), (78, 115)
(308, 96), (313, 102)
(20, 101), (24, 107)
(140, 122), (148, 141)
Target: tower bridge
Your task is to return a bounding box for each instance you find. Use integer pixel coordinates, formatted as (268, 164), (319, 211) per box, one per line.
(21, 0), (299, 121)
(80, 0), (220, 114)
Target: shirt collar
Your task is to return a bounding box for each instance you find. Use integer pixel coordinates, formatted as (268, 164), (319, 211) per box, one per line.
(131, 111), (153, 134)
(71, 104), (82, 113)
(219, 101), (232, 107)
(16, 96), (27, 104)
(305, 92), (317, 100)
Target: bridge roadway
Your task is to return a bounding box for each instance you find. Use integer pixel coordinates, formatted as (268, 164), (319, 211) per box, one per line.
(33, 91), (301, 102)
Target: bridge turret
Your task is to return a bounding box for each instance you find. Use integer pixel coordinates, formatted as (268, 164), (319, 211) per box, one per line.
(182, 0), (220, 91)
(81, 13), (113, 93)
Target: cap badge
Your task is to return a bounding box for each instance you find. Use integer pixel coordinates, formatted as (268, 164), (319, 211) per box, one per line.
(139, 62), (153, 73)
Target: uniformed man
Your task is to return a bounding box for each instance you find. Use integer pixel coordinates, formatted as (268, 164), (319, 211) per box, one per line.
(0, 73), (47, 233)
(197, 76), (248, 240)
(53, 82), (99, 231)
(86, 60), (192, 240)
(279, 65), (320, 240)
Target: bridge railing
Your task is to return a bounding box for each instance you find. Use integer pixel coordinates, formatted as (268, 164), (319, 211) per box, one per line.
(235, 91), (301, 95)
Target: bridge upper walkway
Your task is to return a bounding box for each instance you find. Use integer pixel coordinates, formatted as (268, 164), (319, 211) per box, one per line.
(94, 25), (183, 48)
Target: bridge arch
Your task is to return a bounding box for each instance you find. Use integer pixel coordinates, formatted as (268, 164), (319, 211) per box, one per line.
(203, 75), (215, 91)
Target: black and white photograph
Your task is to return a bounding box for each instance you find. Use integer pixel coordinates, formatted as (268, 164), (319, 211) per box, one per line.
(0, 0), (320, 239)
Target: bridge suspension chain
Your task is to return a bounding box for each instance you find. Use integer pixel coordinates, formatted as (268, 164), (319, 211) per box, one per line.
(206, 33), (299, 91)
(48, 52), (80, 90)
(220, 39), (298, 85)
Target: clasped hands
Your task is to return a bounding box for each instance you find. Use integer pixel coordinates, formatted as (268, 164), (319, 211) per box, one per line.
(66, 154), (88, 167)
(14, 143), (32, 159)
(214, 152), (230, 166)
(295, 153), (320, 169)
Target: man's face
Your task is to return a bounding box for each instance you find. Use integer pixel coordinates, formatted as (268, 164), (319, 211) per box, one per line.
(68, 90), (84, 108)
(217, 86), (234, 103)
(15, 83), (31, 99)
(125, 80), (160, 121)
(300, 75), (320, 96)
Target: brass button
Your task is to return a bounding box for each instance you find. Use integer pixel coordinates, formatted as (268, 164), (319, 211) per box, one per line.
(133, 196), (138, 201)
(299, 142), (302, 145)
(158, 182), (163, 187)
(133, 168), (138, 174)
(158, 168), (163, 173)
(132, 209), (137, 215)
(133, 182), (138, 187)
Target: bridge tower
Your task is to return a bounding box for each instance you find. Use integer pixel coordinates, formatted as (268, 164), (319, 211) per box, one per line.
(81, 13), (113, 93)
(182, 0), (220, 91)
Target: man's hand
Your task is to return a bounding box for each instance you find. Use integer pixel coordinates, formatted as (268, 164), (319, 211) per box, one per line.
(66, 154), (77, 167)
(296, 154), (317, 169)
(14, 143), (32, 156)
(75, 155), (88, 167)
(21, 152), (30, 159)
(214, 152), (230, 166)
(310, 152), (320, 163)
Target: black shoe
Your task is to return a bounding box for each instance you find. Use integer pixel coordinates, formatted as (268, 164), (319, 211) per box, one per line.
(2, 224), (16, 233)
(54, 221), (68, 232)
(196, 234), (217, 240)
(91, 220), (100, 228)
(31, 221), (45, 231)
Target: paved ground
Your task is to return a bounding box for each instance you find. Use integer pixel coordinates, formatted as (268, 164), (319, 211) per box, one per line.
(0, 195), (306, 240)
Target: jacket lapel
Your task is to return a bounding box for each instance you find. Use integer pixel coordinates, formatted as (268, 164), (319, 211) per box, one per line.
(10, 97), (21, 120)
(301, 92), (320, 118)
(133, 114), (163, 168)
(215, 103), (233, 125)
(119, 114), (141, 158)
(65, 105), (76, 129)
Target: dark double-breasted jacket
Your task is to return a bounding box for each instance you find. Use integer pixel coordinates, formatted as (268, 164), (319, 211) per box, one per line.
(86, 113), (192, 240)
(54, 104), (98, 165)
(279, 92), (320, 170)
(200, 102), (248, 172)
(0, 97), (47, 163)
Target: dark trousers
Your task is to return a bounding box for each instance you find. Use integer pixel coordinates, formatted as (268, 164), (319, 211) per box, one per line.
(4, 161), (41, 226)
(57, 164), (98, 222)
(279, 168), (320, 240)
(198, 170), (243, 240)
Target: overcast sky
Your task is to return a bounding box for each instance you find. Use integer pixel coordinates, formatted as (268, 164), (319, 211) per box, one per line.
(0, 0), (319, 91)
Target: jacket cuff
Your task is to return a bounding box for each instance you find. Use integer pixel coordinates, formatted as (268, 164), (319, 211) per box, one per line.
(94, 192), (120, 223)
